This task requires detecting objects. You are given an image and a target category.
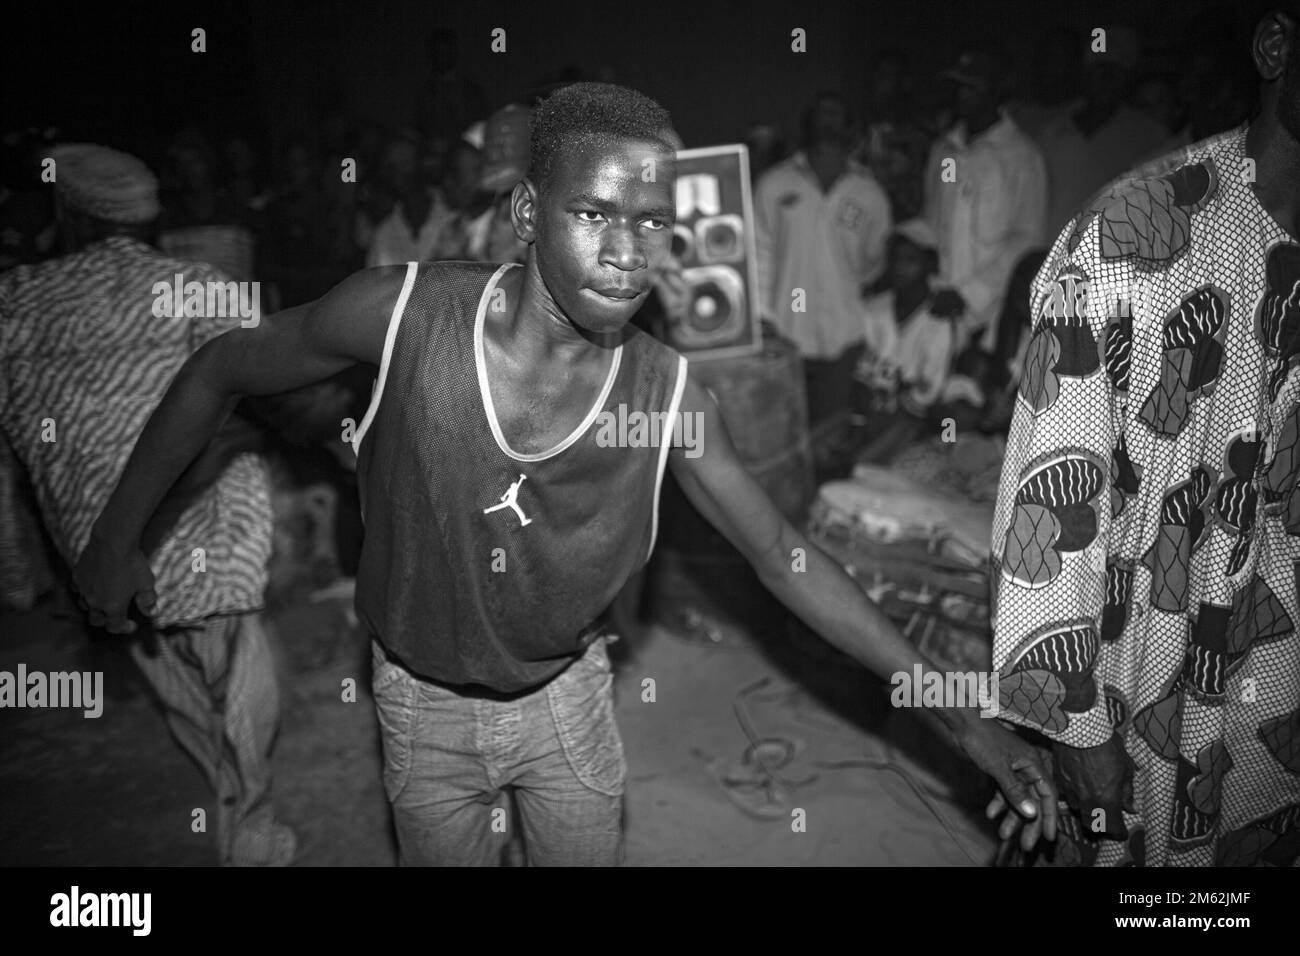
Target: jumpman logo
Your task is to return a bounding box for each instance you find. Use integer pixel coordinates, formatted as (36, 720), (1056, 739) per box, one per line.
(483, 473), (532, 527)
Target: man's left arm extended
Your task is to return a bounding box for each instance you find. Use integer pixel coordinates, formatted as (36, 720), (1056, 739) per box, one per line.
(667, 374), (1057, 842)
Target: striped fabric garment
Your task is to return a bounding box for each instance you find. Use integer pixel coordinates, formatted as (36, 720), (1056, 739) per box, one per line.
(0, 236), (271, 627)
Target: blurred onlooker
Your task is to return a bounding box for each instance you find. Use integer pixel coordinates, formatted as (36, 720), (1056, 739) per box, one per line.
(427, 136), (487, 260)
(462, 104), (531, 264)
(987, 249), (1048, 393)
(863, 49), (915, 128)
(160, 129), (244, 229)
(219, 133), (271, 216)
(1131, 72), (1188, 142)
(364, 130), (450, 267)
(756, 91), (892, 425)
(923, 47), (1046, 358)
(417, 27), (488, 183)
(1007, 28), (1081, 139)
(859, 51), (930, 221)
(744, 122), (786, 185)
(261, 137), (352, 305)
(960, 249), (1048, 435)
(852, 219), (953, 463)
(0, 127), (60, 271)
(1032, 25), (1171, 239)
(159, 128), (257, 281)
(314, 114), (363, 269)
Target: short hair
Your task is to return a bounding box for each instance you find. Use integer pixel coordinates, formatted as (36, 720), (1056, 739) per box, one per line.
(528, 82), (674, 192)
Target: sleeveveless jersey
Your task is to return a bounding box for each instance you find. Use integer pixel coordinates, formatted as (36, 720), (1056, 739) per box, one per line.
(353, 260), (688, 692)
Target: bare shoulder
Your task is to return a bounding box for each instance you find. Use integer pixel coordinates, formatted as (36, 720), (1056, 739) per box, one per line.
(303, 264), (414, 366)
(671, 367), (742, 471)
(675, 367), (716, 415)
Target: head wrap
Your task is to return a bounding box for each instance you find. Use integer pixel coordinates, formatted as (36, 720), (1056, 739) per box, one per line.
(50, 144), (160, 224)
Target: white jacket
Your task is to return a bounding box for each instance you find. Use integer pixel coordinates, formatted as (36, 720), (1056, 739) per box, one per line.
(755, 152), (892, 359)
(923, 114), (1047, 353)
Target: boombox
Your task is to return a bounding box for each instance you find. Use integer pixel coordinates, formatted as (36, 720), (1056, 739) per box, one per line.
(667, 145), (762, 360)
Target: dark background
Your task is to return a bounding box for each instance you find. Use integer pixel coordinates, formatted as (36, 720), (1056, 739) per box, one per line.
(3, 0), (1264, 157)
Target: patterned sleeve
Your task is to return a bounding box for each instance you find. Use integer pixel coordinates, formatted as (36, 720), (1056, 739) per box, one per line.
(988, 216), (1126, 748)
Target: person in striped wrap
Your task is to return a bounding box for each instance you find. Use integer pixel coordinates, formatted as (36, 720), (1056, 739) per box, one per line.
(0, 144), (295, 865)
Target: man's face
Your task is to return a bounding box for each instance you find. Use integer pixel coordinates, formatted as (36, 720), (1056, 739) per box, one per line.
(529, 136), (676, 335)
(888, 237), (930, 288)
(381, 141), (419, 191)
(1083, 58), (1131, 108)
(953, 81), (994, 125)
(810, 98), (849, 145)
(870, 58), (904, 103)
(446, 144), (482, 208)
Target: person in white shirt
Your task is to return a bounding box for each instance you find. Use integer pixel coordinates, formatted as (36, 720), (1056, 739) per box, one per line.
(755, 92), (893, 424)
(852, 219), (955, 464)
(923, 49), (1047, 358)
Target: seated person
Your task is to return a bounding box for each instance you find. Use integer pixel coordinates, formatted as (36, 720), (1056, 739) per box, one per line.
(852, 219), (957, 464)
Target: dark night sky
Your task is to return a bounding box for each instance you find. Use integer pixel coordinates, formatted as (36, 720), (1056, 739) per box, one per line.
(4, 0), (1261, 157)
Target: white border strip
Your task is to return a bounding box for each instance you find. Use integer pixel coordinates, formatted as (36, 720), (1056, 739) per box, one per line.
(352, 261), (419, 456)
(646, 354), (689, 561)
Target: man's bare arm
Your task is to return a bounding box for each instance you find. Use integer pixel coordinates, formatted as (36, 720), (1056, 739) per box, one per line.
(668, 376), (955, 701)
(667, 374), (1057, 834)
(74, 264), (408, 631)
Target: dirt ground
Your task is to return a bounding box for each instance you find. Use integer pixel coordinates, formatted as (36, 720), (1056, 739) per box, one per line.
(0, 580), (999, 866)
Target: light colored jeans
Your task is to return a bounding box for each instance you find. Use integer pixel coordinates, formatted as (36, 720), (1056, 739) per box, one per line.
(371, 635), (626, 866)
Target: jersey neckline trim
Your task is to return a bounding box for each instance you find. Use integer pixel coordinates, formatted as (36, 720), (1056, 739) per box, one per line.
(474, 262), (625, 463)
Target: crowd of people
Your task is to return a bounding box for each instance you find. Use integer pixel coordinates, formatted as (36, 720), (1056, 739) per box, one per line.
(752, 21), (1258, 478)
(2, 2), (1295, 870)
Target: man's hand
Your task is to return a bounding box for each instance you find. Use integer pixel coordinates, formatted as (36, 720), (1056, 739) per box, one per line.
(665, 374), (1060, 835)
(71, 536), (157, 634)
(653, 254), (690, 323)
(1053, 733), (1134, 840)
(953, 717), (1058, 852)
(930, 288), (966, 318)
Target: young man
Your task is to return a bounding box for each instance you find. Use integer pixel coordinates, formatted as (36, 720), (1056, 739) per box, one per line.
(74, 83), (1056, 865)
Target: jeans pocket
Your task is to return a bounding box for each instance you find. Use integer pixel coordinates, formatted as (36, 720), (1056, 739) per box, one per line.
(371, 643), (418, 803)
(546, 638), (627, 797)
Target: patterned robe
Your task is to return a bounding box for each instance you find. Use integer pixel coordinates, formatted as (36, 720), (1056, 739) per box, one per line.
(990, 124), (1300, 866)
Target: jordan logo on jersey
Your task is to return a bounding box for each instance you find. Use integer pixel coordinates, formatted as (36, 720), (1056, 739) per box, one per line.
(483, 473), (532, 527)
